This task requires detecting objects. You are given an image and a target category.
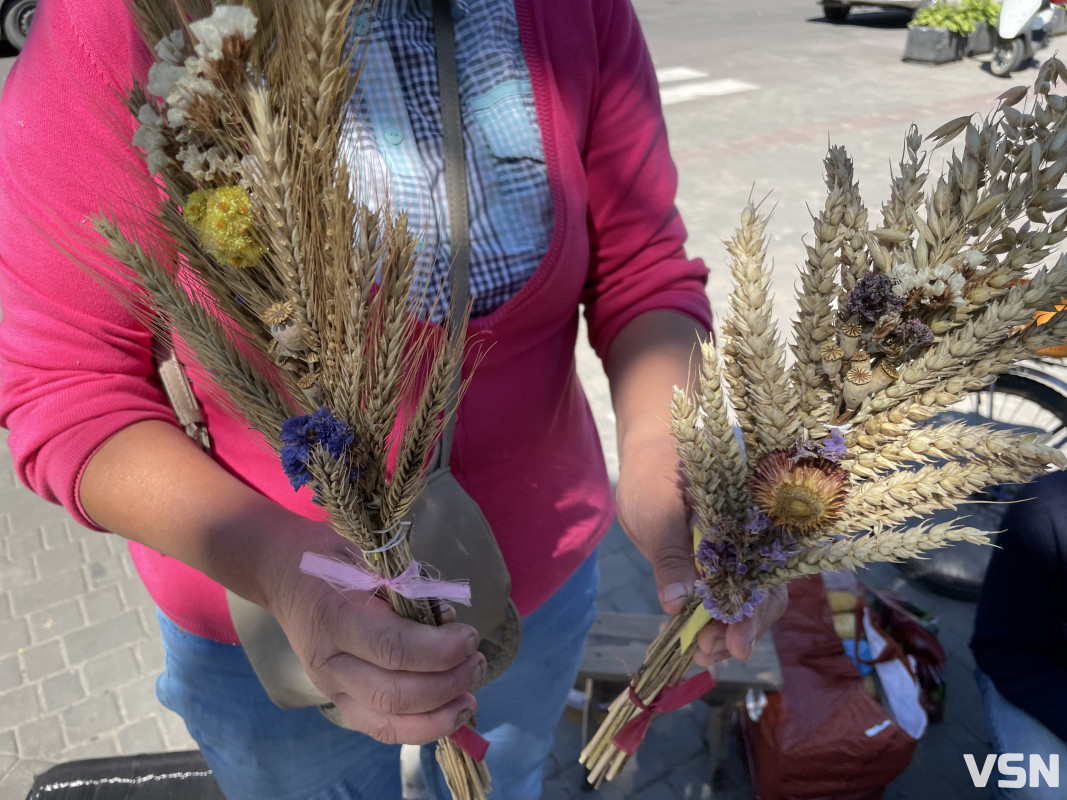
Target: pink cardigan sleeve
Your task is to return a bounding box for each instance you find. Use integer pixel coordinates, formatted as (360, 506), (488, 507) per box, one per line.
(0, 0), (177, 528)
(578, 0), (713, 364)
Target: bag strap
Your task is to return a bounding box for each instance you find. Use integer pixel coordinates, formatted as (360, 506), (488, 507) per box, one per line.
(431, 0), (470, 473)
(153, 330), (211, 453)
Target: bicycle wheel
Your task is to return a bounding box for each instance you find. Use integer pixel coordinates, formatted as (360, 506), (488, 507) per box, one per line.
(895, 369), (1067, 601)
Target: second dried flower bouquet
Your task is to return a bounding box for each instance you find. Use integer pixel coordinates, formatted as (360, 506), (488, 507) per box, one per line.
(581, 60), (1067, 783)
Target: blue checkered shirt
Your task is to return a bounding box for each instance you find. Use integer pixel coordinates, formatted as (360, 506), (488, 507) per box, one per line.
(343, 0), (553, 320)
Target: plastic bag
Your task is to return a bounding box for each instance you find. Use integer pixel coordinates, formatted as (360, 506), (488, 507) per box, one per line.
(739, 575), (920, 800)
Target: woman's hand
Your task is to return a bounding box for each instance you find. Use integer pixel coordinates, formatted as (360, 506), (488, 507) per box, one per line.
(607, 312), (787, 664)
(616, 433), (787, 664)
(265, 540), (486, 745)
(81, 420), (485, 746)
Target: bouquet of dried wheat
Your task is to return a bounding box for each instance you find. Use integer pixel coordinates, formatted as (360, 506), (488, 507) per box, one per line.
(92, 2), (488, 797)
(581, 59), (1067, 785)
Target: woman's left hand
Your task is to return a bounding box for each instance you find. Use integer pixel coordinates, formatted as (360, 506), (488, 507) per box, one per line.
(615, 434), (787, 666)
(608, 311), (788, 665)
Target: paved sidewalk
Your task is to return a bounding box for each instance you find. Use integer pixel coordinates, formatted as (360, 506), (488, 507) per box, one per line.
(0, 408), (996, 800)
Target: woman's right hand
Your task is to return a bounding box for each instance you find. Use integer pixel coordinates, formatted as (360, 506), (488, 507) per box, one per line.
(79, 420), (485, 747)
(264, 526), (486, 745)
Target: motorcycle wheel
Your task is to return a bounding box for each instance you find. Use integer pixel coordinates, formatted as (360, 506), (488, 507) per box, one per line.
(990, 36), (1025, 77)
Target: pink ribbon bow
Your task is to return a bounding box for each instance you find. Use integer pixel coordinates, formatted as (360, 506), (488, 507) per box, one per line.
(300, 552), (472, 605)
(611, 671), (717, 754)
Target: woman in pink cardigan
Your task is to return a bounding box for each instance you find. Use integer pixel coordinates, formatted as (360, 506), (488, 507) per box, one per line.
(0, 0), (785, 797)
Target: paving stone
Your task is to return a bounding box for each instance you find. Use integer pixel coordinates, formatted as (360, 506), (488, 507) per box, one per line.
(10, 571), (88, 617)
(0, 593), (12, 624)
(66, 522), (97, 542)
(135, 638), (166, 674)
(19, 640), (66, 682)
(4, 525), (42, 562)
(1, 684), (42, 728)
(27, 600), (85, 642)
(83, 585), (124, 624)
(0, 617), (30, 653)
(0, 729), (16, 755)
(118, 575), (154, 609)
(0, 757), (54, 800)
(42, 670), (86, 712)
(0, 556), (37, 595)
(0, 654), (22, 693)
(16, 715), (64, 760)
(63, 611), (144, 664)
(64, 735), (121, 761)
(157, 708), (196, 750)
(39, 522), (71, 550)
(84, 646), (140, 694)
(79, 535), (114, 566)
(34, 542), (85, 578)
(118, 676), (162, 723)
(117, 718), (167, 754)
(61, 694), (123, 745)
(86, 557), (126, 589)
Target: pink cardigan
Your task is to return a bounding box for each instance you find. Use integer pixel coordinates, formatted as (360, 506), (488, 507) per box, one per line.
(0, 0), (712, 642)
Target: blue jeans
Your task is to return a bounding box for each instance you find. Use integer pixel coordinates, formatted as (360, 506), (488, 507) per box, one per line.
(975, 668), (1067, 799)
(156, 552), (599, 800)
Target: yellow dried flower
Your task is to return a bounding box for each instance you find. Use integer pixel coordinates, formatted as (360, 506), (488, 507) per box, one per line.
(183, 186), (265, 268)
(749, 450), (849, 533)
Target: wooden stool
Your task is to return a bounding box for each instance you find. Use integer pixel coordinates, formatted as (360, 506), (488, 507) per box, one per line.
(577, 612), (784, 790)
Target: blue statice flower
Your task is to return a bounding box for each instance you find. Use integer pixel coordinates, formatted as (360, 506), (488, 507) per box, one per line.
(279, 406), (356, 491)
(820, 428), (848, 462)
(696, 584), (767, 624)
(793, 438), (820, 461)
(743, 507), (772, 535)
(896, 317), (935, 349)
(696, 537), (724, 574)
(846, 273), (904, 322)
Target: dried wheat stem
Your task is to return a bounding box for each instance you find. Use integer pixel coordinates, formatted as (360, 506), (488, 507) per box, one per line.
(721, 204), (798, 464)
(771, 520), (992, 577)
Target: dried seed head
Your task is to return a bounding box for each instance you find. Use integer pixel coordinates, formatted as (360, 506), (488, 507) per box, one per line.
(750, 450), (849, 534)
(262, 301), (294, 326)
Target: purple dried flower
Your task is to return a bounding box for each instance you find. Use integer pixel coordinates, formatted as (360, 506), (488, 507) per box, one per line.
(696, 538), (723, 573)
(820, 429), (848, 462)
(846, 273), (904, 322)
(279, 406), (356, 490)
(697, 585), (767, 624)
(310, 406), (354, 458)
(793, 438), (820, 462)
(743, 507), (772, 535)
(280, 443), (310, 489)
(896, 318), (935, 349)
(734, 562), (749, 576)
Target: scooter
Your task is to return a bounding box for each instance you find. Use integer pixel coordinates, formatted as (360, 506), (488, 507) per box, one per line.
(990, 0), (1064, 77)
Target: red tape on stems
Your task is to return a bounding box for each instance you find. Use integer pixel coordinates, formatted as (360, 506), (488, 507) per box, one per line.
(610, 671), (716, 755)
(449, 724), (490, 761)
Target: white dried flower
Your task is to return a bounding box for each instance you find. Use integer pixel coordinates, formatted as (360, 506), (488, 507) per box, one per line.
(146, 61), (186, 99)
(154, 30), (186, 66)
(189, 5), (258, 61)
(131, 104), (169, 175)
(164, 74), (216, 127)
